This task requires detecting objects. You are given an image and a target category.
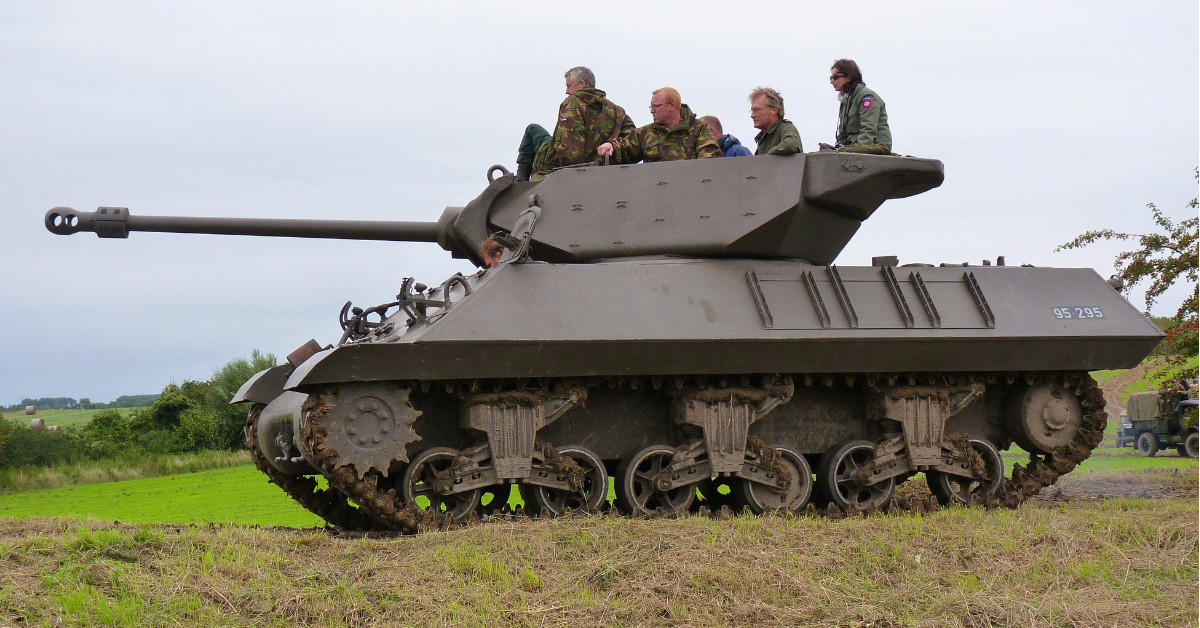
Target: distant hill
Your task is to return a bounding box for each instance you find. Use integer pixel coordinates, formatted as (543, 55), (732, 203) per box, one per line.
(4, 394), (158, 412)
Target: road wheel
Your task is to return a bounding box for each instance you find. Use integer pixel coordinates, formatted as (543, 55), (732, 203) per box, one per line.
(731, 446), (813, 514)
(815, 440), (895, 512)
(521, 445), (609, 516)
(1184, 432), (1199, 459)
(927, 438), (1005, 505)
(1136, 432), (1159, 457)
(616, 445), (696, 515)
(401, 447), (481, 522)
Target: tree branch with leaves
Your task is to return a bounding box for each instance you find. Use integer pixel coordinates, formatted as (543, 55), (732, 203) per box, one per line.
(1056, 168), (1198, 378)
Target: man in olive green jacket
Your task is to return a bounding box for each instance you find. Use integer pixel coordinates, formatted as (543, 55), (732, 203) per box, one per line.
(597, 87), (721, 163)
(830, 59), (891, 154)
(532, 66), (636, 178)
(748, 86), (802, 155)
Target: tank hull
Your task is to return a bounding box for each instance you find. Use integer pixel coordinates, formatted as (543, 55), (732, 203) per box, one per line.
(289, 259), (1163, 387)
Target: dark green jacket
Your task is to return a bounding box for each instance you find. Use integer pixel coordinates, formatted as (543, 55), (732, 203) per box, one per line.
(836, 83), (891, 151)
(532, 88), (636, 175)
(607, 105), (722, 163)
(517, 124), (551, 167)
(753, 119), (803, 155)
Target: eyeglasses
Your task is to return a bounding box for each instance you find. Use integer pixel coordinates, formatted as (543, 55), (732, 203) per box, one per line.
(649, 102), (672, 110)
(750, 106), (773, 114)
(829, 73), (846, 81)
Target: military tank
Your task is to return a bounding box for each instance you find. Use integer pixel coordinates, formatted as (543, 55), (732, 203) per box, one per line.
(45, 152), (1164, 530)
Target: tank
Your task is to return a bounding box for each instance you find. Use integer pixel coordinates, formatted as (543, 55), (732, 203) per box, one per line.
(45, 152), (1164, 530)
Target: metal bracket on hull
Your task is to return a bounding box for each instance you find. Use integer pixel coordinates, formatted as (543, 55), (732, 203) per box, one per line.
(849, 384), (990, 486)
(670, 380), (794, 475)
(459, 382), (586, 481)
(881, 384), (985, 468)
(964, 272), (996, 328)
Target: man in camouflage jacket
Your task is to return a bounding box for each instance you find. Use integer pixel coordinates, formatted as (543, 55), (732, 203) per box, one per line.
(596, 87), (721, 163)
(531, 66), (636, 178)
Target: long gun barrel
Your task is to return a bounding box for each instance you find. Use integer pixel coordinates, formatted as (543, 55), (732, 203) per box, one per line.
(45, 206), (441, 242)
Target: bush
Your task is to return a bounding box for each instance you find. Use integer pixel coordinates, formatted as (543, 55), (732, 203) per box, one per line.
(0, 349), (278, 473)
(172, 408), (226, 453)
(0, 419), (83, 468)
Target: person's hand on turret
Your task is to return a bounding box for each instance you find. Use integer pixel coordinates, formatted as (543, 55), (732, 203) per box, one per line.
(597, 142), (614, 157)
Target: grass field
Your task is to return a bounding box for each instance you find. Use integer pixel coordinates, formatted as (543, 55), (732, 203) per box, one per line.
(1, 498), (1195, 627)
(3, 406), (135, 429)
(0, 464), (323, 527)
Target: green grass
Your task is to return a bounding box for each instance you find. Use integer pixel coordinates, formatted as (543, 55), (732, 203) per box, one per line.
(3, 407), (136, 429)
(0, 464), (323, 527)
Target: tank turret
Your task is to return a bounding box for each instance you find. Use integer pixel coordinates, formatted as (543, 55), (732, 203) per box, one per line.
(46, 152), (944, 266)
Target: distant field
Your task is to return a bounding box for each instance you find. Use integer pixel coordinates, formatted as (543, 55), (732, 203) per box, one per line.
(3, 406), (136, 429)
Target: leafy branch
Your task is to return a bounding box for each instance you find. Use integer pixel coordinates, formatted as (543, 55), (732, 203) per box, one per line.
(1056, 168), (1198, 377)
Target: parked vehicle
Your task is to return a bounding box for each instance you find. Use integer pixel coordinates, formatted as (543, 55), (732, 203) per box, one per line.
(1123, 390), (1198, 458)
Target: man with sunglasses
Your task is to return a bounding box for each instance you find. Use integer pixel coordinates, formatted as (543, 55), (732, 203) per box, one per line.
(829, 59), (892, 155)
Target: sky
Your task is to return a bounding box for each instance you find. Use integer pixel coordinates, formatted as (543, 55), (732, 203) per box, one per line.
(1, 1), (1197, 405)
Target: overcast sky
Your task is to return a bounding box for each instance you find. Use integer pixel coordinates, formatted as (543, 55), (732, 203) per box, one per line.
(2, 1), (1197, 405)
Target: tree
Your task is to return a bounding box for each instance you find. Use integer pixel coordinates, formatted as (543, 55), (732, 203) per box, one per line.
(1057, 169), (1198, 379)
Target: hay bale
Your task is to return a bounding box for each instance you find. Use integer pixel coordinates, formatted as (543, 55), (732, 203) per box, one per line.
(25, 406), (36, 415)
(30, 418), (45, 431)
(47, 425), (61, 432)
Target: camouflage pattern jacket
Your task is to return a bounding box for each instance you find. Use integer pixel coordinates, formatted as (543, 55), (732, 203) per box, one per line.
(607, 105), (722, 164)
(532, 88), (636, 176)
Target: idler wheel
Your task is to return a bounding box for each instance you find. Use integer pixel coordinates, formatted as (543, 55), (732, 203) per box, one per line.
(1136, 432), (1159, 457)
(401, 447), (481, 522)
(731, 446), (813, 513)
(521, 445), (609, 516)
(927, 438), (1005, 505)
(1006, 382), (1083, 455)
(616, 445), (696, 515)
(816, 440), (895, 512)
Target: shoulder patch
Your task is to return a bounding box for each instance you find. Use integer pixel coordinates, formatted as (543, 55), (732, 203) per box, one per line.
(861, 96), (873, 109)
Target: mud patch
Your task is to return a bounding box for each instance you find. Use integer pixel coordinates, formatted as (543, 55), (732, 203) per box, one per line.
(1027, 468), (1198, 502)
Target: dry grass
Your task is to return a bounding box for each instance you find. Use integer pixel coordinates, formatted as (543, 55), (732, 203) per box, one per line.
(1, 497), (1196, 628)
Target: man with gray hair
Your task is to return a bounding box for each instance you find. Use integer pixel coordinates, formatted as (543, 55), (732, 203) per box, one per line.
(748, 86), (803, 156)
(530, 66), (635, 179)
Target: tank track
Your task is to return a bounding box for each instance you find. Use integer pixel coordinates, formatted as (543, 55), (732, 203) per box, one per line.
(260, 371), (1106, 532)
(243, 405), (379, 531)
